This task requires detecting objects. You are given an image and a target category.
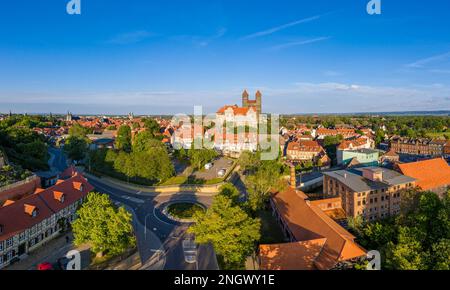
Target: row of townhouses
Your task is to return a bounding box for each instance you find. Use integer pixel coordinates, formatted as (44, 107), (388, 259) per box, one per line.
(0, 171), (93, 269)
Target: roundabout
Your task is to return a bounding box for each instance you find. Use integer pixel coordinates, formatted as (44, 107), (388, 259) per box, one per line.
(162, 201), (206, 223)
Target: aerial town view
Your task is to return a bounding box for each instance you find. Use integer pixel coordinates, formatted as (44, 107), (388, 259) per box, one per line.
(0, 0), (449, 285)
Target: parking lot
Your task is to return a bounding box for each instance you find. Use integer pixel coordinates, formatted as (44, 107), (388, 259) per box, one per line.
(192, 157), (235, 180)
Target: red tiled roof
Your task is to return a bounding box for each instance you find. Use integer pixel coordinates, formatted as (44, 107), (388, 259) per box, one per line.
(264, 186), (366, 270)
(287, 140), (323, 153)
(397, 158), (450, 191)
(0, 172), (93, 242)
(216, 105), (255, 115)
(337, 137), (368, 150)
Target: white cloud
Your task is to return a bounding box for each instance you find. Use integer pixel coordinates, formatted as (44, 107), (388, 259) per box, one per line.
(406, 51), (450, 68)
(269, 37), (330, 51)
(241, 15), (322, 40)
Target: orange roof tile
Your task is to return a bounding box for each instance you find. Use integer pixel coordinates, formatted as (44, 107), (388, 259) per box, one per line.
(397, 158), (450, 191)
(259, 239), (327, 270)
(268, 186), (366, 269)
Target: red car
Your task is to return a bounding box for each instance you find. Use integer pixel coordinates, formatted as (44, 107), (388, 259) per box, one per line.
(37, 262), (54, 270)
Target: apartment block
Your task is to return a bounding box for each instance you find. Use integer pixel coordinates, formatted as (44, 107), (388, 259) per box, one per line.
(323, 167), (416, 221)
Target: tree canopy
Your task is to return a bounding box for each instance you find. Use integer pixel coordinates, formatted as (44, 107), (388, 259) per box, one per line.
(89, 131), (174, 184)
(64, 136), (88, 161)
(188, 194), (261, 269)
(349, 190), (450, 270)
(115, 125), (132, 152)
(72, 192), (136, 257)
(244, 158), (286, 212)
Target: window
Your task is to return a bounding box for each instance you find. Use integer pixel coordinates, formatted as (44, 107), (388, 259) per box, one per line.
(357, 201), (361, 206)
(7, 251), (14, 260)
(0, 224), (3, 234)
(19, 232), (26, 242)
(0, 255), (3, 264)
(0, 240), (4, 251)
(6, 238), (13, 248)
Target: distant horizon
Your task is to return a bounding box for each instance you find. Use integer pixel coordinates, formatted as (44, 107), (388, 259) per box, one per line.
(1, 1), (449, 112)
(2, 109), (449, 117)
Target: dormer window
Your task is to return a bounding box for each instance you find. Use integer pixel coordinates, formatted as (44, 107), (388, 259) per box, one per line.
(73, 182), (84, 192)
(24, 204), (38, 217)
(0, 224), (3, 234)
(53, 191), (65, 203)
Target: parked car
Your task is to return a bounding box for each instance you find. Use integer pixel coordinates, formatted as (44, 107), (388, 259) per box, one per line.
(204, 163), (213, 170)
(217, 168), (226, 177)
(37, 262), (53, 270)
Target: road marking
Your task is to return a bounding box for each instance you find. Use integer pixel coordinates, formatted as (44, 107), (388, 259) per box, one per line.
(91, 182), (144, 204)
(153, 207), (174, 226)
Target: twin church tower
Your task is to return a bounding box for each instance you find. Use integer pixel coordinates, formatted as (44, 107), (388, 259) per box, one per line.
(241, 89), (262, 115)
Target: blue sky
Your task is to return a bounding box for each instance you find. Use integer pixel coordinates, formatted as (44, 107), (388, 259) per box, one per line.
(0, 0), (449, 114)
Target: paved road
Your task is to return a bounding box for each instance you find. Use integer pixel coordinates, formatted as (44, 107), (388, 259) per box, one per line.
(87, 177), (219, 270)
(48, 147), (68, 172)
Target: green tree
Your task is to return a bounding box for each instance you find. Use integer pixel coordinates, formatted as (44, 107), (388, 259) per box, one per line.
(132, 131), (164, 153)
(72, 192), (136, 257)
(143, 118), (160, 136)
(116, 125), (132, 152)
(64, 136), (88, 161)
(245, 160), (285, 211)
(188, 148), (218, 170)
(69, 123), (90, 138)
(188, 195), (261, 269)
(218, 183), (241, 205)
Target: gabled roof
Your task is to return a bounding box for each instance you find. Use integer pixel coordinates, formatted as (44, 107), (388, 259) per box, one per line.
(266, 186), (366, 270)
(216, 105), (255, 115)
(0, 171), (93, 242)
(397, 158), (450, 191)
(287, 140), (323, 153)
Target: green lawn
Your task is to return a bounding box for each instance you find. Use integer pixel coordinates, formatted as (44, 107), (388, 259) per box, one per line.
(167, 203), (205, 219)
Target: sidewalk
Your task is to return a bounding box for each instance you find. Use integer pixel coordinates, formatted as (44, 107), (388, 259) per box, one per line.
(5, 232), (90, 270)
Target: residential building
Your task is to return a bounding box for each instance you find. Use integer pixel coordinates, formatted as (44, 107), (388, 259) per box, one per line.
(259, 186), (366, 270)
(397, 158), (450, 197)
(286, 140), (330, 167)
(336, 137), (374, 165)
(323, 167), (416, 221)
(314, 128), (359, 140)
(389, 136), (446, 157)
(338, 148), (380, 167)
(0, 171), (93, 269)
(380, 148), (400, 165)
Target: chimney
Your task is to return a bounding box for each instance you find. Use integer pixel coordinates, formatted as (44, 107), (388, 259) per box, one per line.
(290, 165), (296, 189)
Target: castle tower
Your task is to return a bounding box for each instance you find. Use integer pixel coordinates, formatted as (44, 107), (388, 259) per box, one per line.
(66, 111), (72, 122)
(241, 89), (262, 115)
(242, 90), (249, 107)
(255, 90), (262, 115)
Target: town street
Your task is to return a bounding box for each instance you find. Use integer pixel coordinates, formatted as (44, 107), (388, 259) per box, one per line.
(87, 177), (219, 270)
